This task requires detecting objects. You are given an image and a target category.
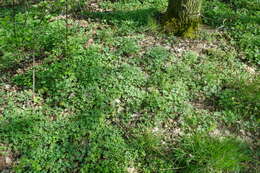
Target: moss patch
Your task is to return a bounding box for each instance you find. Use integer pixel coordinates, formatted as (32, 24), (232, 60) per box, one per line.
(163, 17), (201, 38)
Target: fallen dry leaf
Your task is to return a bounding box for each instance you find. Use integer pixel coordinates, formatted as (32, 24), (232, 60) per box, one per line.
(84, 38), (94, 48)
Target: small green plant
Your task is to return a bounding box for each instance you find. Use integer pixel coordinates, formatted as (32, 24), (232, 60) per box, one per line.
(144, 46), (170, 72)
(173, 134), (251, 172)
(117, 38), (140, 56)
(218, 77), (260, 122)
(130, 130), (175, 172)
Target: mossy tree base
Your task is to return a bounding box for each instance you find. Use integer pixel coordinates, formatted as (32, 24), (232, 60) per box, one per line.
(163, 0), (202, 38)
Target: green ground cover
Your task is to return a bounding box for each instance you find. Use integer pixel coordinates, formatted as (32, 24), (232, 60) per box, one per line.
(0, 0), (259, 172)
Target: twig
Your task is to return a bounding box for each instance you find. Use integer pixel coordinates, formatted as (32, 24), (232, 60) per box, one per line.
(12, 0), (17, 48)
(65, 0), (68, 57)
(32, 54), (35, 101)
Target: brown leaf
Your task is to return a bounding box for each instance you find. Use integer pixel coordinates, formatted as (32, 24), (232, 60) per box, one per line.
(84, 38), (94, 48)
(0, 154), (13, 170)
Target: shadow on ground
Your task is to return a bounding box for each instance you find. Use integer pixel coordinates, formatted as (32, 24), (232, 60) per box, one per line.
(74, 8), (160, 27)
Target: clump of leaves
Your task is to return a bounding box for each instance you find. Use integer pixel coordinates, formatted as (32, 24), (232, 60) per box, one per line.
(203, 0), (260, 64)
(144, 46), (170, 72)
(117, 38), (140, 56)
(130, 129), (175, 172)
(218, 77), (260, 121)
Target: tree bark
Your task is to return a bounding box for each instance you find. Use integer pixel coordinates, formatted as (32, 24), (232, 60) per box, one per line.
(164, 0), (202, 37)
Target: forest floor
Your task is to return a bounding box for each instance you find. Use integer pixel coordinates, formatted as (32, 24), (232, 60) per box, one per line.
(0, 0), (259, 172)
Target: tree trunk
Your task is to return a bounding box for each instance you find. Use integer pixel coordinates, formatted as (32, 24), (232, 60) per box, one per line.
(164, 0), (202, 37)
